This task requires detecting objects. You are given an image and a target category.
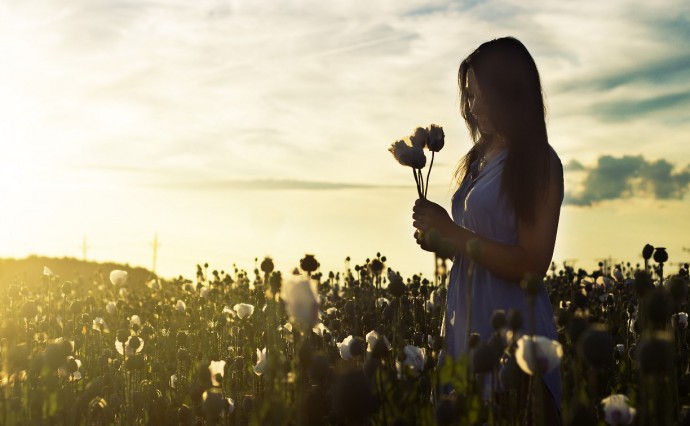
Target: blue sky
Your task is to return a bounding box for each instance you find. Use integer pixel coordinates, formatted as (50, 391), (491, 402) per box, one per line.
(1, 0), (689, 279)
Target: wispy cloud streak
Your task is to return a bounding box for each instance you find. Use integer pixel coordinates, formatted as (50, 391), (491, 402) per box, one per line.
(152, 179), (408, 191)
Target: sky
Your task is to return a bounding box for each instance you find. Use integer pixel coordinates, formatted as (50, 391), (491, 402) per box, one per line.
(1, 0), (689, 281)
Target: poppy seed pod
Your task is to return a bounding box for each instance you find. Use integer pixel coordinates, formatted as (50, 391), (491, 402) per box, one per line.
(116, 329), (130, 344)
(260, 257), (274, 274)
(128, 336), (142, 351)
(577, 324), (613, 369)
(642, 244), (654, 260)
(370, 337), (391, 359)
(300, 254), (319, 273)
(369, 258), (384, 275)
(653, 247), (668, 264)
(350, 337), (367, 358)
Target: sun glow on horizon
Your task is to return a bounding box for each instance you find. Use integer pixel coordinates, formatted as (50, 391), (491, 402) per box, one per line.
(0, 1), (688, 282)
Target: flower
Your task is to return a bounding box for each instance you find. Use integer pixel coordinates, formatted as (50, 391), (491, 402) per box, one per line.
(365, 330), (391, 355)
(281, 276), (319, 328)
(200, 286), (210, 299)
(615, 344), (625, 357)
(130, 315), (141, 327)
(515, 335), (563, 375)
(169, 374), (177, 389)
(426, 290), (442, 313)
(389, 140), (426, 169)
(92, 317), (108, 332)
(209, 360), (226, 386)
(233, 303), (255, 319)
(601, 394), (636, 425)
(312, 322), (329, 337)
(338, 336), (355, 360)
(58, 356), (82, 381)
(109, 270), (128, 286)
(115, 336), (144, 356)
(43, 266), (54, 276)
(176, 300), (186, 313)
(673, 312), (688, 329)
(397, 345), (426, 377)
(427, 124), (445, 152)
(106, 301), (117, 315)
(409, 127), (430, 148)
(253, 348), (267, 375)
(146, 278), (161, 290)
(596, 276), (612, 289)
(375, 297), (389, 309)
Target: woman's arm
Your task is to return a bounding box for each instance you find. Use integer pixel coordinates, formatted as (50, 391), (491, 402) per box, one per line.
(413, 161), (563, 282)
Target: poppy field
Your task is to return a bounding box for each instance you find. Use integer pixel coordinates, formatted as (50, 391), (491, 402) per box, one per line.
(0, 245), (689, 425)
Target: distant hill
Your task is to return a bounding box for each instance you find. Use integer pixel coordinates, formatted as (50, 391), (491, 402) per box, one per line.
(0, 255), (155, 289)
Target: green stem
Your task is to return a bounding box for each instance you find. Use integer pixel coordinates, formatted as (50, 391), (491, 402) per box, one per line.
(425, 151), (435, 198)
(412, 169), (423, 199)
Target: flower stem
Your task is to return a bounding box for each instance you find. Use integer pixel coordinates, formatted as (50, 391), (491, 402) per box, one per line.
(425, 151), (435, 198)
(412, 168), (423, 199)
(417, 169), (425, 199)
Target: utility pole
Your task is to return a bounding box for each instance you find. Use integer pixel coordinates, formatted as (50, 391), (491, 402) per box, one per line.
(81, 236), (88, 261)
(151, 233), (159, 275)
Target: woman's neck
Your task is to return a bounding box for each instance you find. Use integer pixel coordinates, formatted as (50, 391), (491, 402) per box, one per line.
(481, 134), (507, 163)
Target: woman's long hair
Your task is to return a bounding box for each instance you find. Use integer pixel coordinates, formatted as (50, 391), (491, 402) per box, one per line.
(455, 37), (553, 225)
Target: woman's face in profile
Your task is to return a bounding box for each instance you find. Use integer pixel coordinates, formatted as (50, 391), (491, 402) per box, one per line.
(466, 68), (495, 135)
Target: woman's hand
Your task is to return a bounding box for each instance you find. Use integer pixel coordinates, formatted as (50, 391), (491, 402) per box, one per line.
(413, 229), (435, 252)
(412, 198), (454, 234)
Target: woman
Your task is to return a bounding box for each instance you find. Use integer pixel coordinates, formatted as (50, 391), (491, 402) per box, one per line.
(412, 37), (563, 422)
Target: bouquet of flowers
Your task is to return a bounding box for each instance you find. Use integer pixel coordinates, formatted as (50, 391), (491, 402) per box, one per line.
(388, 124), (444, 199)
